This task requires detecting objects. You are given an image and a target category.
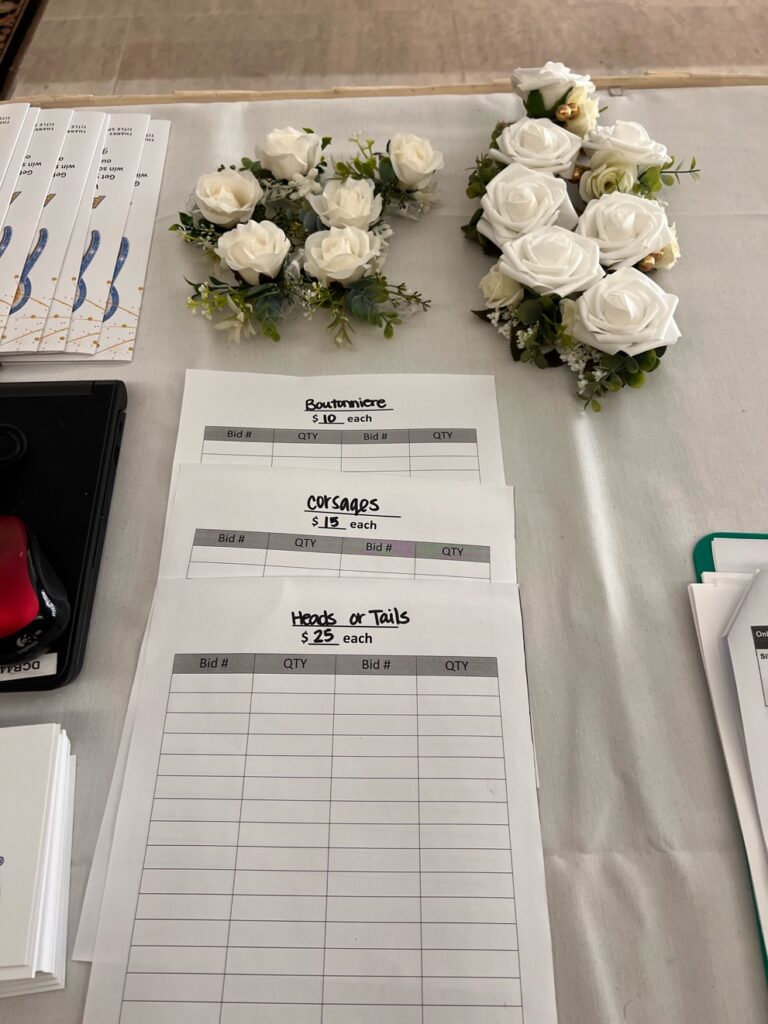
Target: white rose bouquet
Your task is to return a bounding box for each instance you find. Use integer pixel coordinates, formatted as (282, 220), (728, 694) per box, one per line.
(465, 61), (700, 410)
(172, 127), (442, 344)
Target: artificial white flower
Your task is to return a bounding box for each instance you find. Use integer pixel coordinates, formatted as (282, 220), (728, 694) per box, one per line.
(562, 266), (680, 355)
(260, 127), (322, 180)
(309, 178), (383, 230)
(576, 192), (674, 270)
(490, 118), (582, 177)
(216, 220), (291, 283)
(304, 225), (383, 285)
(194, 169), (262, 227)
(389, 133), (444, 191)
(478, 163), (578, 249)
(562, 85), (600, 137)
(512, 61), (597, 108)
(584, 120), (668, 172)
(499, 225), (604, 297)
(579, 152), (637, 201)
(479, 263), (524, 308)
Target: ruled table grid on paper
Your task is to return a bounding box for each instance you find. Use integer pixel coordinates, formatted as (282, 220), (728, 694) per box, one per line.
(199, 428), (483, 483)
(186, 531), (493, 583)
(120, 654), (523, 1024)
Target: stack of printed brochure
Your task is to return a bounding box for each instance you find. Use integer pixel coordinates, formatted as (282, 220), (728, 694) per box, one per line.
(75, 369), (562, 1024)
(0, 104), (168, 362)
(690, 539), (768, 957)
(0, 724), (75, 998)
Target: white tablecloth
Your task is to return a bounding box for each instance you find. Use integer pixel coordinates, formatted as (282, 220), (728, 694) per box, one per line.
(1, 87), (767, 1024)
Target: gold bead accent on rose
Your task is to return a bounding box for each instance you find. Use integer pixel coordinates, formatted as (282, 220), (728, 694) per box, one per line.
(638, 255), (656, 272)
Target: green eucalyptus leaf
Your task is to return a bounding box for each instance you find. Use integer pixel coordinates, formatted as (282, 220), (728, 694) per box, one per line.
(515, 299), (543, 326)
(524, 89), (548, 118)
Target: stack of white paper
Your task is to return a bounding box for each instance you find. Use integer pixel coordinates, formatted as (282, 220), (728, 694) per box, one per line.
(0, 105), (169, 363)
(79, 370), (560, 1023)
(689, 538), (768, 945)
(0, 723), (75, 997)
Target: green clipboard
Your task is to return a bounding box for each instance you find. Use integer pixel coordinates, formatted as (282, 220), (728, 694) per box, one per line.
(693, 530), (768, 977)
(693, 531), (768, 582)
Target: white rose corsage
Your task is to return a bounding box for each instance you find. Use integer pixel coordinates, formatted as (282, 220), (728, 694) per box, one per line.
(465, 61), (700, 410)
(172, 129), (442, 344)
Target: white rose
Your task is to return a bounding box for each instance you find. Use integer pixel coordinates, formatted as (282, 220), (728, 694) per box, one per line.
(389, 133), (444, 191)
(308, 178), (383, 230)
(304, 226), (383, 285)
(562, 85), (600, 137)
(656, 223), (680, 269)
(216, 220), (291, 283)
(260, 127), (322, 180)
(490, 118), (582, 177)
(512, 61), (596, 108)
(477, 163), (578, 249)
(563, 266), (680, 355)
(194, 169), (262, 227)
(499, 225), (604, 297)
(579, 152), (637, 201)
(576, 192), (673, 270)
(479, 263), (524, 309)
(584, 120), (668, 171)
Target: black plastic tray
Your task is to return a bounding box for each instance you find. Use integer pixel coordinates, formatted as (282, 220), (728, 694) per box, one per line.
(0, 379), (127, 691)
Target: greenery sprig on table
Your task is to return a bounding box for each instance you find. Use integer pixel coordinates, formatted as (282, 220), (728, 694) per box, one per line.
(172, 127), (442, 345)
(464, 61), (700, 409)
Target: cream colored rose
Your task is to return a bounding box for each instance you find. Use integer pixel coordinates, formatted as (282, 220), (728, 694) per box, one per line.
(479, 263), (524, 308)
(309, 178), (383, 230)
(656, 223), (680, 269)
(499, 225), (604, 297)
(584, 120), (668, 171)
(304, 226), (383, 285)
(579, 152), (637, 201)
(563, 266), (680, 355)
(478, 163), (578, 249)
(216, 220), (291, 283)
(512, 61), (596, 108)
(260, 127), (322, 180)
(490, 118), (582, 177)
(389, 133), (444, 191)
(576, 192), (673, 270)
(562, 85), (599, 137)
(194, 169), (262, 227)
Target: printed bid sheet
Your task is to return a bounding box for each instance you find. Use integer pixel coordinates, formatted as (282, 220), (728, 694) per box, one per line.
(83, 577), (556, 1024)
(159, 464), (517, 583)
(172, 370), (506, 485)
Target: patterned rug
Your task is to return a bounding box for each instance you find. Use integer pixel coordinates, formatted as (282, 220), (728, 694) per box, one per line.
(0, 0), (42, 89)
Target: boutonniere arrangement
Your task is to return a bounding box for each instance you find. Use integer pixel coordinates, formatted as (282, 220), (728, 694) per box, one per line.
(464, 61), (700, 410)
(172, 128), (443, 344)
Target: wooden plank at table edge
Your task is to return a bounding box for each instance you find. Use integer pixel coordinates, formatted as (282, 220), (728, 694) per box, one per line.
(6, 72), (768, 107)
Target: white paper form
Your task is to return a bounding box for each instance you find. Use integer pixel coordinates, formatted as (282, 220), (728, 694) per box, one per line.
(727, 570), (768, 852)
(689, 579), (768, 936)
(160, 464), (516, 583)
(75, 461), (516, 960)
(0, 108), (71, 334)
(37, 114), (109, 352)
(93, 119), (170, 361)
(173, 370), (506, 486)
(0, 110), (106, 352)
(65, 112), (150, 354)
(0, 103), (30, 185)
(84, 577), (556, 1024)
